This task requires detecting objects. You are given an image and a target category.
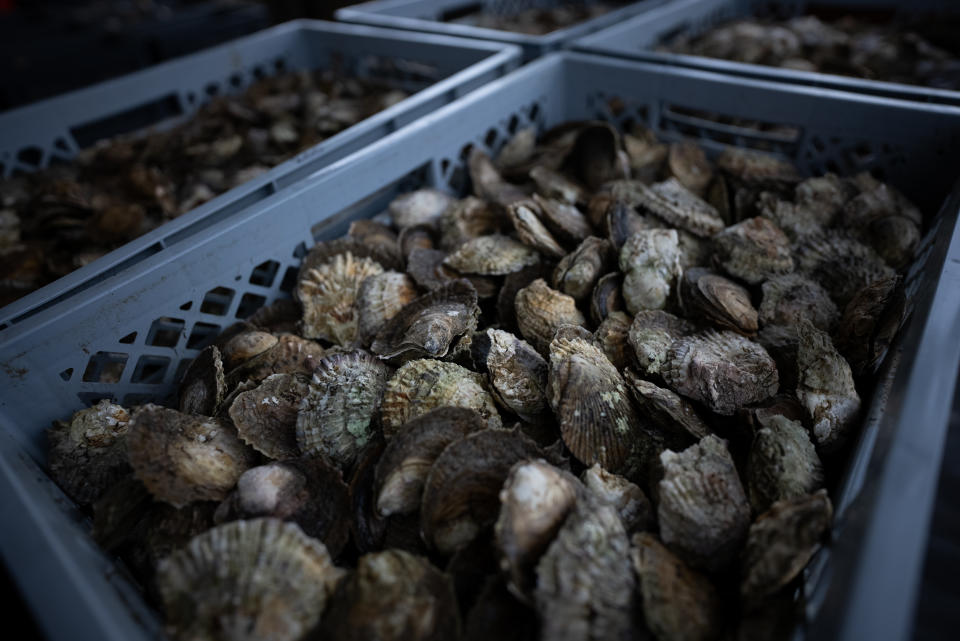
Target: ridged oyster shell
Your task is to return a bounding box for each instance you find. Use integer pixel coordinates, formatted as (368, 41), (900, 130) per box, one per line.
(747, 414), (824, 514)
(581, 464), (653, 534)
(439, 196), (504, 251)
(389, 188), (453, 229)
(628, 310), (696, 378)
(508, 199), (567, 258)
(443, 234), (540, 275)
(297, 251), (385, 345)
(619, 229), (681, 314)
(794, 231), (895, 308)
(680, 267), (758, 335)
(356, 271), (419, 347)
(716, 147), (801, 190)
(515, 278), (587, 355)
(229, 372), (311, 460)
(758, 273), (838, 332)
(638, 178), (725, 237)
(474, 328), (550, 421)
(796, 321), (860, 453)
(179, 345), (226, 415)
(225, 334), (326, 388)
(834, 275), (906, 376)
(595, 311), (634, 372)
(712, 217), (794, 284)
(625, 373), (711, 452)
(552, 236), (615, 300)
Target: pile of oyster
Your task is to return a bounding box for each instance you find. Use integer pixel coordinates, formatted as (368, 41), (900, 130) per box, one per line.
(453, 2), (624, 35)
(662, 13), (960, 89)
(48, 120), (919, 641)
(0, 69), (409, 306)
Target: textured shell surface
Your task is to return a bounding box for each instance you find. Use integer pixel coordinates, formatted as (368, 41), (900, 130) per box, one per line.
(347, 219), (402, 266)
(380, 359), (501, 434)
(747, 414), (824, 514)
(420, 428), (545, 554)
(247, 299), (301, 335)
(370, 279), (480, 364)
(496, 460), (580, 596)
(297, 237), (400, 282)
(590, 271), (624, 326)
(530, 165), (589, 206)
(658, 435), (751, 571)
(498, 262), (554, 332)
(627, 310), (697, 378)
(795, 321), (860, 453)
(439, 196), (504, 251)
(406, 247), (459, 291)
(532, 193), (593, 245)
(398, 223), (436, 260)
(631, 532), (722, 641)
(219, 330), (278, 371)
(606, 199), (661, 251)
(547, 325), (643, 475)
(663, 330), (779, 415)
(834, 275), (905, 376)
(509, 199), (567, 258)
(297, 251), (385, 345)
(356, 271), (419, 347)
(624, 130), (668, 182)
(740, 491), (833, 605)
(639, 178), (725, 237)
(319, 549), (460, 641)
(497, 126), (538, 171)
(668, 140), (714, 196)
(581, 464), (653, 534)
(793, 173), (854, 225)
(157, 518), (344, 641)
(481, 328), (550, 420)
(758, 273), (839, 332)
(128, 404), (256, 508)
(225, 334), (325, 388)
(296, 350), (392, 472)
(680, 267), (759, 335)
(470, 148), (528, 208)
(48, 399), (131, 506)
(229, 372), (311, 460)
(534, 489), (635, 641)
(625, 372), (711, 451)
(179, 345), (226, 416)
(759, 197), (826, 242)
(712, 216), (794, 284)
(443, 234), (540, 276)
(388, 188), (453, 229)
(595, 311), (634, 373)
(716, 147), (802, 189)
(515, 278), (587, 356)
(794, 230), (895, 308)
(374, 406), (486, 518)
(619, 228), (681, 314)
(553, 236), (614, 301)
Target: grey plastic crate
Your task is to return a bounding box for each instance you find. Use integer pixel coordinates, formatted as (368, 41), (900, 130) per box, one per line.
(336, 0), (668, 61)
(3, 51), (960, 641)
(0, 19), (520, 333)
(574, 0), (960, 106)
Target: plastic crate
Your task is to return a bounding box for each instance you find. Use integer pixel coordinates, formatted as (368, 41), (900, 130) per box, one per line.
(0, 19), (520, 332)
(574, 0), (960, 106)
(3, 51), (960, 641)
(336, 0), (669, 61)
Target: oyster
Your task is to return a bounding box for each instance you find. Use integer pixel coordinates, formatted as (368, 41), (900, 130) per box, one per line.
(470, 148), (528, 208)
(741, 491), (833, 606)
(581, 464), (654, 534)
(638, 178), (725, 237)
(530, 165), (588, 206)
(48, 399), (131, 505)
(407, 247), (459, 291)
(716, 147), (801, 190)
(624, 129), (668, 182)
(356, 271), (419, 347)
(229, 372), (311, 459)
(157, 519), (344, 641)
(841, 184), (921, 270)
(619, 229), (681, 314)
(794, 173), (854, 225)
(398, 224), (436, 259)
(552, 236), (615, 300)
(225, 333), (326, 388)
(473, 328), (550, 421)
(380, 359), (502, 434)
(248, 300), (301, 334)
(834, 275), (906, 376)
(179, 345), (226, 415)
(680, 267), (758, 335)
(443, 234), (540, 275)
(662, 330), (779, 415)
(347, 219), (401, 266)
(561, 121), (627, 191)
(297, 250), (385, 345)
(498, 127), (538, 172)
(628, 310), (696, 378)
(297, 237), (400, 279)
(712, 217), (794, 284)
(496, 460), (580, 596)
(214, 457), (351, 557)
(219, 330), (279, 371)
(371, 279), (479, 364)
(595, 311), (634, 372)
(747, 414), (823, 514)
(668, 141), (713, 195)
(606, 198), (660, 250)
(631, 532), (723, 641)
(388, 188), (453, 229)
(548, 325), (643, 475)
(515, 278), (587, 356)
(127, 404), (256, 508)
(319, 550), (459, 641)
(625, 373), (711, 451)
(794, 230), (895, 308)
(497, 262), (554, 333)
(509, 199), (567, 258)
(421, 428), (545, 554)
(589, 272), (624, 326)
(796, 321), (860, 453)
(758, 273), (838, 332)
(296, 350), (390, 472)
(658, 435), (751, 571)
(532, 193), (593, 245)
(438, 196), (504, 251)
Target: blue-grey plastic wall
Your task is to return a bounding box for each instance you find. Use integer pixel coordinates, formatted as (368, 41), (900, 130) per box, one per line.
(0, 19), (520, 333)
(2, 52), (960, 641)
(574, 0), (960, 106)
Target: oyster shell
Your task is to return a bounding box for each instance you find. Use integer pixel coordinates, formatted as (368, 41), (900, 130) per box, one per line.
(796, 321), (860, 453)
(680, 267), (759, 335)
(48, 399), (131, 505)
(225, 333), (326, 388)
(406, 247), (459, 291)
(443, 234), (540, 275)
(834, 275), (906, 376)
(581, 464), (654, 534)
(658, 435), (751, 571)
(214, 457), (351, 557)
(631, 532), (722, 641)
(620, 229), (681, 314)
(498, 126), (538, 172)
(747, 414), (823, 514)
(624, 127), (668, 182)
(248, 300), (301, 334)
(508, 199), (567, 258)
(589, 272), (624, 326)
(548, 325), (643, 475)
(530, 165), (589, 206)
(157, 518), (344, 641)
(515, 278), (587, 356)
(297, 237), (400, 279)
(712, 217), (794, 284)
(841, 184), (920, 270)
(229, 372), (311, 460)
(470, 148), (528, 208)
(356, 271), (419, 347)
(371, 279), (479, 364)
(716, 147), (801, 190)
(219, 330), (279, 371)
(319, 550), (459, 641)
(793, 173), (854, 226)
(741, 491), (833, 606)
(595, 311), (634, 372)
(128, 404), (256, 508)
(439, 196), (504, 251)
(758, 195), (826, 241)
(561, 121), (627, 191)
(179, 345), (226, 415)
(794, 230), (895, 308)
(662, 330), (779, 415)
(389, 188), (453, 229)
(421, 428), (545, 554)
(552, 236), (615, 301)
(625, 373), (711, 451)
(398, 223), (436, 259)
(638, 178), (725, 237)
(532, 193), (593, 245)
(496, 460), (580, 596)
(380, 358), (502, 434)
(758, 273), (838, 332)
(474, 328), (550, 421)
(628, 310), (696, 378)
(347, 219), (401, 266)
(497, 262), (554, 333)
(606, 198), (660, 250)
(668, 140), (713, 196)
(297, 251), (385, 345)
(374, 406), (485, 518)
